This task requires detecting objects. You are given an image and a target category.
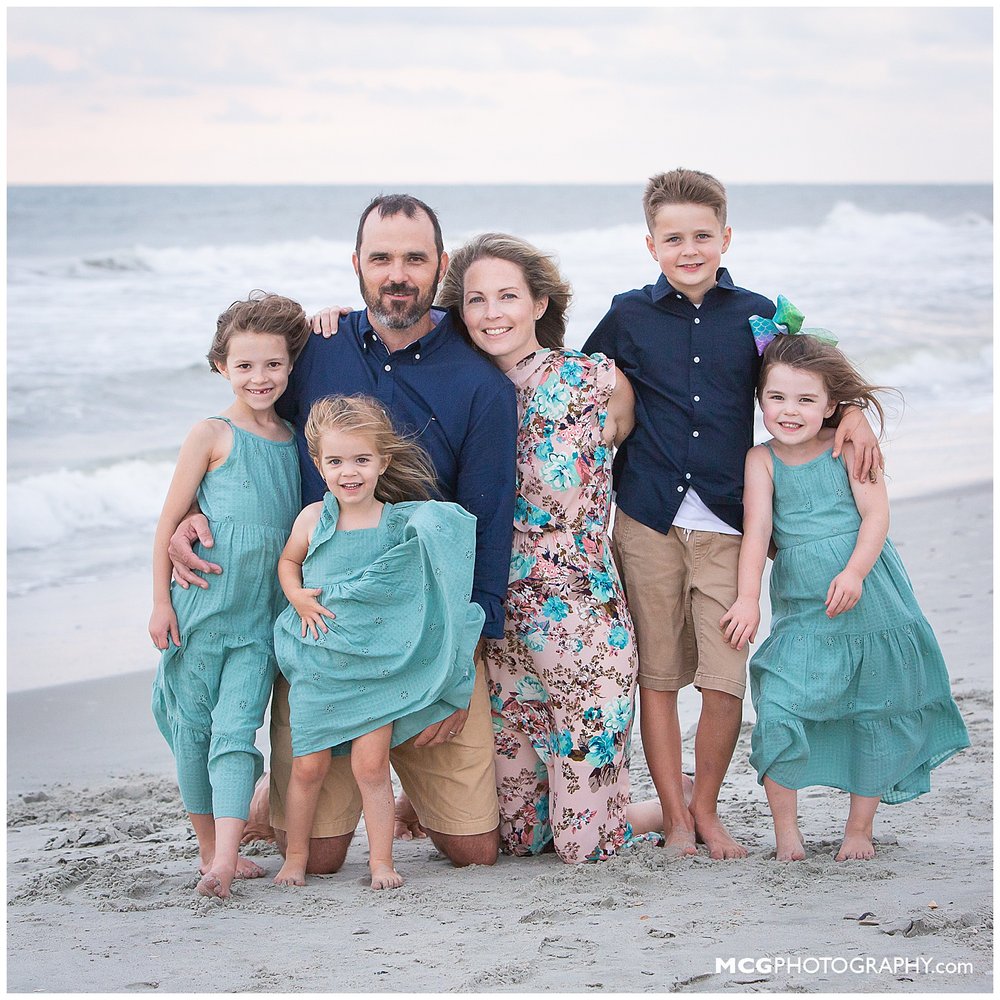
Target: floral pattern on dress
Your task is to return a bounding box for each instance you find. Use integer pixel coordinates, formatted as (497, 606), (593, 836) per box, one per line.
(486, 349), (639, 863)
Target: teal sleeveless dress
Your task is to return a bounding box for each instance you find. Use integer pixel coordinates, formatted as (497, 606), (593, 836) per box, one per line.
(749, 446), (969, 804)
(274, 496), (484, 757)
(152, 417), (300, 820)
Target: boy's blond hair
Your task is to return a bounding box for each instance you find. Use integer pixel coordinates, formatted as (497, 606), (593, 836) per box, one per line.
(643, 169), (728, 232)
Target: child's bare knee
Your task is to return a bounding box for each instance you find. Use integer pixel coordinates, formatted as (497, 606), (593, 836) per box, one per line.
(292, 754), (331, 785)
(351, 755), (390, 789)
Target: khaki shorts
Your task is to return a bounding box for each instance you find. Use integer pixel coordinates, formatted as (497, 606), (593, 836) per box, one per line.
(611, 509), (747, 698)
(269, 654), (500, 839)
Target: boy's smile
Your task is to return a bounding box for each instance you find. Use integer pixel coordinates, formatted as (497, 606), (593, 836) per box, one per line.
(646, 202), (732, 306)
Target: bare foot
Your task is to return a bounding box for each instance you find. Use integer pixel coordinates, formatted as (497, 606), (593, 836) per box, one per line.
(370, 862), (404, 891)
(234, 856), (266, 879)
(201, 856), (265, 880)
(774, 825), (806, 861)
(197, 866), (234, 899)
(662, 818), (698, 858)
(836, 831), (876, 861)
(693, 812), (748, 860)
(393, 792), (428, 841)
(273, 861), (307, 886)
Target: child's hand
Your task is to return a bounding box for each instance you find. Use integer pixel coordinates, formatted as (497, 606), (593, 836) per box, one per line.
(825, 569), (863, 617)
(310, 306), (354, 338)
(720, 597), (760, 650)
(149, 603), (181, 650)
(290, 588), (336, 640)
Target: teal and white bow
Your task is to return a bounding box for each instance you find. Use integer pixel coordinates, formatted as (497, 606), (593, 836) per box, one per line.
(749, 295), (838, 355)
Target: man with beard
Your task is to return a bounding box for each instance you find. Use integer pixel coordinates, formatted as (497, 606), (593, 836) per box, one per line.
(169, 194), (516, 873)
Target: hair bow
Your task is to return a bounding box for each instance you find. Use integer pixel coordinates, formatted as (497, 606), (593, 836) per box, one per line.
(749, 295), (838, 356)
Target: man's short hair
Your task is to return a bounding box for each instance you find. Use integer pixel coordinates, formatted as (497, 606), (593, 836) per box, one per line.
(642, 169), (728, 231)
(355, 194), (445, 258)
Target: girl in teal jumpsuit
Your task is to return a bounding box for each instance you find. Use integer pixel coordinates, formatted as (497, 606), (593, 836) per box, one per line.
(150, 291), (308, 899)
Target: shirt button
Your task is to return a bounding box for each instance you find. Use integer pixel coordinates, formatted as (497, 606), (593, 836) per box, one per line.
(414, 353), (421, 360)
(384, 364), (392, 372)
(694, 317), (700, 325)
(676, 293), (683, 300)
(692, 431), (699, 438)
(693, 395), (700, 402)
(693, 356), (700, 363)
(676, 485), (684, 493)
(685, 473), (691, 479)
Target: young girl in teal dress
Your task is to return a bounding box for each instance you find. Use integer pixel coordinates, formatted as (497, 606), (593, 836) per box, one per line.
(272, 396), (484, 891)
(150, 291), (309, 899)
(722, 321), (969, 863)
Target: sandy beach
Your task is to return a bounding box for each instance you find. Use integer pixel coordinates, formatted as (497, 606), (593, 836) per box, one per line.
(6, 483), (993, 994)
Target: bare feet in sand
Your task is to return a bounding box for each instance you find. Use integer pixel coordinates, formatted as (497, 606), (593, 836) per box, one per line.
(836, 830), (876, 861)
(197, 866), (235, 899)
(773, 825), (806, 861)
(370, 863), (404, 890)
(693, 811), (748, 860)
(195, 855), (264, 898)
(393, 793), (428, 841)
(234, 857), (266, 879)
(199, 856), (265, 881)
(273, 860), (307, 886)
(663, 823), (698, 858)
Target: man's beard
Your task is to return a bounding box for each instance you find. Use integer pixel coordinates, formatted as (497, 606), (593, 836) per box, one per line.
(359, 268), (439, 331)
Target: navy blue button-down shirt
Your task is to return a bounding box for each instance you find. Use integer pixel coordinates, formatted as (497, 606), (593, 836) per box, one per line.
(276, 308), (517, 638)
(583, 269), (775, 534)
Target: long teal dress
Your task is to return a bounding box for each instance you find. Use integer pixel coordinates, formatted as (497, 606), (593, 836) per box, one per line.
(274, 497), (484, 757)
(749, 446), (969, 804)
(152, 417), (300, 820)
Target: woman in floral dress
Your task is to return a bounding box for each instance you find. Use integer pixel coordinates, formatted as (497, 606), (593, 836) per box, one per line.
(439, 233), (654, 863)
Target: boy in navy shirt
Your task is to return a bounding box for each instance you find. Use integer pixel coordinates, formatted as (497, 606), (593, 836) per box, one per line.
(584, 169), (880, 859)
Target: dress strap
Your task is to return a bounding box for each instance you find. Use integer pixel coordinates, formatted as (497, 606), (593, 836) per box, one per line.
(206, 416), (235, 428)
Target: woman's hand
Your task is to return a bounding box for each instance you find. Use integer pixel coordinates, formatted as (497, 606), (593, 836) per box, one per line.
(290, 588), (336, 639)
(720, 596), (761, 650)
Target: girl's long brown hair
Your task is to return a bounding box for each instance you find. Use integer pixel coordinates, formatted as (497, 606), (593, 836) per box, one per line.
(304, 395), (438, 503)
(759, 334), (898, 437)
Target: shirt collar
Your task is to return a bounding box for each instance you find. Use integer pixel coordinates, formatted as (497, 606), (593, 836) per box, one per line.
(651, 268), (736, 304)
(359, 307), (450, 355)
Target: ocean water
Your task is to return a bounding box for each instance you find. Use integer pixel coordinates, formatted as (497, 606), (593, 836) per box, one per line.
(7, 183), (993, 618)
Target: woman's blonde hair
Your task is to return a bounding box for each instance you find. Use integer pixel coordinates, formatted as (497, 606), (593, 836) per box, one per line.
(437, 232), (572, 351)
(304, 395), (438, 503)
(759, 334), (898, 437)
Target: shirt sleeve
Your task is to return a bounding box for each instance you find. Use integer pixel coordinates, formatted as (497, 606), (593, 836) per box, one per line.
(582, 299), (622, 360)
(456, 378), (518, 639)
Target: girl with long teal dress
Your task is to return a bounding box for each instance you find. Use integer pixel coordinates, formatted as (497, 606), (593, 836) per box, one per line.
(150, 291), (309, 899)
(272, 396), (483, 891)
(722, 322), (969, 863)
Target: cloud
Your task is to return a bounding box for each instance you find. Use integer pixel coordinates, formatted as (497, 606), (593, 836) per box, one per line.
(6, 6), (992, 184)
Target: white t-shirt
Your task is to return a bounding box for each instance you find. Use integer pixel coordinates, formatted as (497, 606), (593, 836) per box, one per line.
(672, 487), (741, 535)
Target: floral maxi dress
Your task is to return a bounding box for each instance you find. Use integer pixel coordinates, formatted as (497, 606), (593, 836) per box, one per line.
(488, 349), (639, 863)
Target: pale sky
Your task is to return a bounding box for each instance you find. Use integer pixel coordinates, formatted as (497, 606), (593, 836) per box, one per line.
(7, 5), (993, 184)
